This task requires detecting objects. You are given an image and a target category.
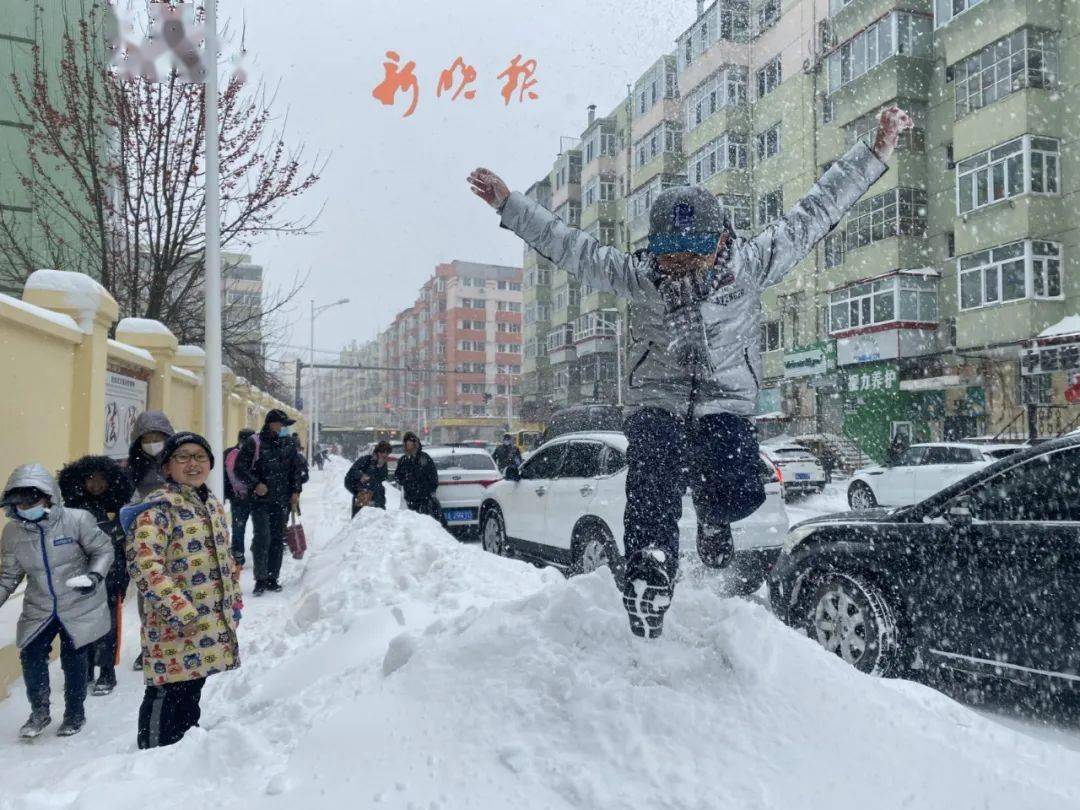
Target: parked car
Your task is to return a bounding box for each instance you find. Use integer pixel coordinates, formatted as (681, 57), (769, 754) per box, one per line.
(760, 441), (826, 498)
(541, 404), (623, 443)
(425, 446), (502, 538)
(478, 431), (788, 594)
(846, 442), (1021, 509)
(769, 434), (1080, 698)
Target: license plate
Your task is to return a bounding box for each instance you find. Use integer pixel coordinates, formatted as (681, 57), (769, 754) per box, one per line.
(795, 473), (811, 480)
(444, 508), (475, 522)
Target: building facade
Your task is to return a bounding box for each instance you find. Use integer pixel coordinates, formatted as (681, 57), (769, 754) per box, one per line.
(517, 0), (1079, 461)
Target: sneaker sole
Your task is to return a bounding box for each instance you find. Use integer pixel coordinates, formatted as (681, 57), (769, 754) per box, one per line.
(622, 578), (672, 639)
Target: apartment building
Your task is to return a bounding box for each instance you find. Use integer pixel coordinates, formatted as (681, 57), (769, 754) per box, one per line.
(378, 260), (524, 443)
(518, 0), (1079, 461)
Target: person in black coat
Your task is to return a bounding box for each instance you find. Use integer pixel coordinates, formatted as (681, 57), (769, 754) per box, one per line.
(491, 433), (523, 473)
(394, 432), (440, 516)
(224, 428), (257, 566)
(234, 410), (302, 596)
(345, 441), (391, 516)
(57, 455), (134, 696)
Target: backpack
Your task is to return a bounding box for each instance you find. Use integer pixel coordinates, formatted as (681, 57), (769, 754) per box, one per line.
(225, 435), (261, 499)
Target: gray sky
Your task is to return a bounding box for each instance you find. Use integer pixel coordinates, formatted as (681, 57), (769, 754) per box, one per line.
(231, 0), (694, 360)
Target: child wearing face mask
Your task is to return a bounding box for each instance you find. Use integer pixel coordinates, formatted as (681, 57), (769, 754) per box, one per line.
(0, 464), (114, 739)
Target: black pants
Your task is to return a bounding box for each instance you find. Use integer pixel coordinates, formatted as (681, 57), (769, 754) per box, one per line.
(137, 678), (205, 749)
(250, 501), (288, 583)
(230, 497), (252, 558)
(21, 618), (89, 720)
(624, 408), (765, 578)
(90, 585), (124, 677)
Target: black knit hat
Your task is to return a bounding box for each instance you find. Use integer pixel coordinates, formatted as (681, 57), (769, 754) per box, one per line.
(161, 431), (216, 469)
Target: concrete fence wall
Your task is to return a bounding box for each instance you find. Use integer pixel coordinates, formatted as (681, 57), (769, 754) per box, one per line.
(0, 269), (304, 699)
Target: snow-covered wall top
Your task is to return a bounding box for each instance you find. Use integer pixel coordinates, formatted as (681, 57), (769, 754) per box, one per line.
(25, 269), (114, 333)
(1040, 315), (1080, 339)
(0, 293), (81, 335)
(107, 339), (155, 365)
(116, 317), (175, 337)
(176, 345), (207, 358)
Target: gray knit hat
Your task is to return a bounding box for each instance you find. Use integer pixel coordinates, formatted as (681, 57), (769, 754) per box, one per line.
(648, 186), (729, 255)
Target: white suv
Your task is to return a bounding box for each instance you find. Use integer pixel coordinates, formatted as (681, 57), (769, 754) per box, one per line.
(847, 441), (1022, 509)
(478, 431), (788, 593)
(759, 441), (826, 498)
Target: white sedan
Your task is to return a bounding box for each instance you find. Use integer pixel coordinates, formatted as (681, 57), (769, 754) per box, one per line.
(478, 431), (788, 594)
(847, 441), (1023, 509)
(424, 446), (503, 537)
(760, 441), (826, 498)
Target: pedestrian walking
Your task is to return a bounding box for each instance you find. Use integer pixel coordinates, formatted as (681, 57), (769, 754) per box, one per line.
(233, 410), (302, 596)
(224, 428), (257, 566)
(121, 432), (242, 749)
(469, 106), (912, 637)
(491, 433), (523, 473)
(57, 455), (134, 696)
(394, 432), (440, 517)
(0, 464), (114, 738)
(345, 441), (391, 516)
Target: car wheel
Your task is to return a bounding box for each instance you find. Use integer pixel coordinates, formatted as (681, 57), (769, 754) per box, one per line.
(808, 573), (900, 677)
(480, 507), (507, 557)
(847, 481), (877, 510)
(571, 524), (622, 583)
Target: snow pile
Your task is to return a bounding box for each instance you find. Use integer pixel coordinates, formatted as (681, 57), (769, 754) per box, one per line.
(1, 459), (1079, 809)
(0, 293), (81, 334)
(115, 317), (175, 337)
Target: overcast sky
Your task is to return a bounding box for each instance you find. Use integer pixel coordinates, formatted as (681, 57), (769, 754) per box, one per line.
(230, 0), (695, 361)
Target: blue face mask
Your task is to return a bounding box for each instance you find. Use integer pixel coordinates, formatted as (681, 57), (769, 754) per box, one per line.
(279, 426), (293, 437)
(16, 505), (46, 522)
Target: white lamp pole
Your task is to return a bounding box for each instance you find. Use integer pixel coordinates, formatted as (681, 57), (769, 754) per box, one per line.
(203, 0), (224, 498)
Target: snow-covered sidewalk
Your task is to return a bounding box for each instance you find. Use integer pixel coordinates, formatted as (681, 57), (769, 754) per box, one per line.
(2, 457), (1080, 809)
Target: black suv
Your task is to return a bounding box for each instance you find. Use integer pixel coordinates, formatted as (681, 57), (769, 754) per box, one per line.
(769, 435), (1080, 695)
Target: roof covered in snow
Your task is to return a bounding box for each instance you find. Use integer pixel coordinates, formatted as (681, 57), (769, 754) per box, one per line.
(1039, 314), (1080, 338)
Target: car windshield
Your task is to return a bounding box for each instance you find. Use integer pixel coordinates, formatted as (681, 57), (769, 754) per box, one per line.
(431, 453), (497, 471)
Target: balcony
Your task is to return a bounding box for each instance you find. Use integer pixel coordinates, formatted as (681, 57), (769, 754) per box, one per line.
(574, 313), (617, 357)
(546, 324), (576, 365)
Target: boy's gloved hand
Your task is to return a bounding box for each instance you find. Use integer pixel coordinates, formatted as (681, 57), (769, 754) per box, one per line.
(65, 573), (102, 595)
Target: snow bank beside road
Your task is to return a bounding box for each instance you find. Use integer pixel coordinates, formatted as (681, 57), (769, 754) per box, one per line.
(1, 459), (1079, 809)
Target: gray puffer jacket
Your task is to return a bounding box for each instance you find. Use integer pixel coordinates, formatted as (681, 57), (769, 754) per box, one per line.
(0, 464), (114, 648)
(498, 141), (887, 418)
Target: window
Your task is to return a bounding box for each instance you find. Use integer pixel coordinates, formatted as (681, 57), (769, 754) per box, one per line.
(457, 340), (484, 352)
(689, 132), (748, 183)
(601, 446), (627, 475)
(954, 29), (1057, 118)
(757, 0), (780, 33)
(558, 442), (604, 478)
(459, 382), (486, 394)
(460, 298), (484, 310)
(520, 444), (566, 480)
(956, 136), (1059, 214)
(827, 12), (932, 93)
(636, 60), (677, 115)
(757, 188), (783, 226)
(634, 122), (683, 169)
(497, 322), (522, 333)
(496, 343), (520, 354)
(958, 240), (1062, 311)
(574, 311), (616, 342)
(546, 324), (574, 353)
(756, 56), (782, 98)
(829, 274), (937, 334)
(718, 194), (752, 232)
(686, 67), (749, 132)
(760, 319), (783, 352)
(845, 103), (926, 151)
(964, 449), (1080, 522)
(754, 123), (781, 160)
(497, 301), (522, 313)
(934, 0), (984, 27)
(824, 231), (845, 268)
(844, 187), (927, 251)
(458, 319), (484, 330)
(821, 97), (835, 125)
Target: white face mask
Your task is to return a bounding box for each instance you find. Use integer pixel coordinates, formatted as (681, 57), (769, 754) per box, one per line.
(142, 441), (165, 457)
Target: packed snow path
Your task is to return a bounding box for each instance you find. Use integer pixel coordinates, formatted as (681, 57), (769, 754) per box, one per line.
(1, 458), (1080, 809)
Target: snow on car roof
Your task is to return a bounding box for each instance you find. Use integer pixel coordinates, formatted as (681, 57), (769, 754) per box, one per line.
(426, 446), (492, 455)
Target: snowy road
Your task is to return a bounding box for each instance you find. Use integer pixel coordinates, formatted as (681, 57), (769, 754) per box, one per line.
(1, 461), (1080, 809)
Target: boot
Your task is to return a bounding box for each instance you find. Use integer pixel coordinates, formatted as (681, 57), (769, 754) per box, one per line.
(56, 713), (85, 737)
(253, 579), (266, 596)
(91, 667), (117, 697)
(19, 709), (51, 740)
(266, 578), (283, 593)
(621, 548), (674, 639)
(697, 522), (734, 570)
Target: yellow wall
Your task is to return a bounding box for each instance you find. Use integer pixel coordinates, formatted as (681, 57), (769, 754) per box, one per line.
(0, 273), (304, 700)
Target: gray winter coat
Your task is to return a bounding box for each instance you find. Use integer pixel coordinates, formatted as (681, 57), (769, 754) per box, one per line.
(498, 140), (887, 418)
(0, 464), (114, 649)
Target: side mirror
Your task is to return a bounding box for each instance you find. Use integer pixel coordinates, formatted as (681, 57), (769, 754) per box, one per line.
(504, 465), (521, 482)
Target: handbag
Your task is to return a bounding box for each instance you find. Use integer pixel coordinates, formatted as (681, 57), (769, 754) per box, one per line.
(286, 507), (308, 560)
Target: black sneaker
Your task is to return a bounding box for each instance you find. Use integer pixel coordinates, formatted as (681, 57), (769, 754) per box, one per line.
(232, 551), (245, 567)
(621, 548), (674, 639)
(697, 522), (734, 569)
(253, 579), (267, 597)
(19, 710), (51, 739)
(56, 715), (85, 737)
(266, 578), (283, 593)
(91, 670), (116, 697)
(132, 651), (144, 672)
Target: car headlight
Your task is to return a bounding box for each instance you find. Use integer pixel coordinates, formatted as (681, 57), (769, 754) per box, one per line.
(782, 524), (817, 554)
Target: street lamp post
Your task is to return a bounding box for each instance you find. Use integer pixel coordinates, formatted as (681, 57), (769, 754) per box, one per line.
(309, 297), (350, 458)
(600, 308), (624, 407)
